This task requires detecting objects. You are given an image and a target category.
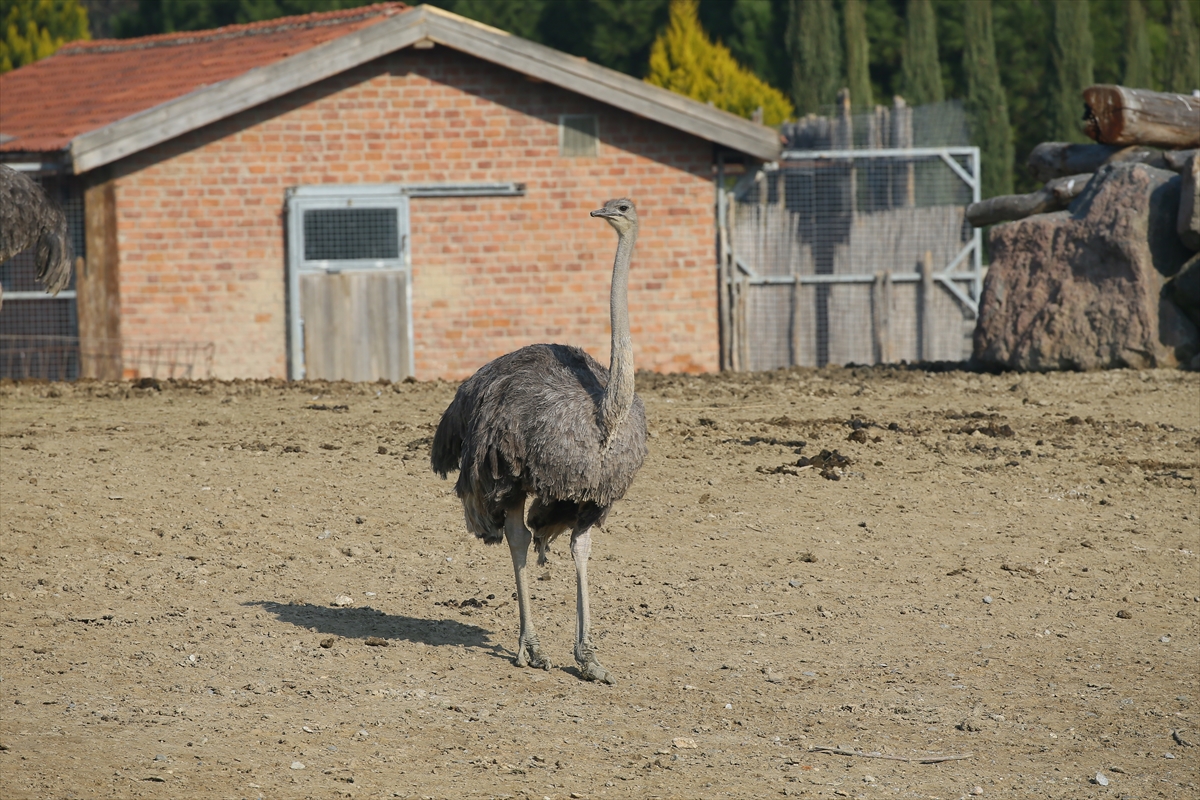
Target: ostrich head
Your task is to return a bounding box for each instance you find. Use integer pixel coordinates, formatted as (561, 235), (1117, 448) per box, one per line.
(590, 198), (638, 235)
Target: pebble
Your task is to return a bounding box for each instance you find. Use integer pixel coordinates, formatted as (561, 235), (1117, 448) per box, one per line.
(788, 580), (803, 588)
(1164, 753), (1175, 759)
(318, 529), (332, 540)
(724, 703), (732, 709)
(290, 761), (305, 770)
(971, 787), (984, 795)
(332, 595), (354, 607)
(983, 596), (993, 604)
(1161, 636), (1171, 643)
(672, 737), (697, 749)
(1095, 772), (1109, 786)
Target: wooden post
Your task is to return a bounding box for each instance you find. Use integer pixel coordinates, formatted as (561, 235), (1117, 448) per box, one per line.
(716, 182), (733, 371)
(919, 251), (934, 362)
(892, 96), (915, 207)
(737, 274), (749, 371)
(80, 174), (121, 380)
(872, 270), (893, 364)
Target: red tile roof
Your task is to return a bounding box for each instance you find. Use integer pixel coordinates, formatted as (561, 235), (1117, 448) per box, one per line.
(0, 2), (407, 154)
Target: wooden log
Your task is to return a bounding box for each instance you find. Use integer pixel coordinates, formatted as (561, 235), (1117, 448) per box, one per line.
(966, 174), (1092, 227)
(1083, 85), (1200, 148)
(1024, 141), (1177, 182)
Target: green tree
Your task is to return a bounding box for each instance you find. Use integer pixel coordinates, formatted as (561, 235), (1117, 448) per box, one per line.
(1, 0), (89, 72)
(646, 0), (793, 125)
(540, 0), (670, 79)
(786, 0), (842, 115)
(844, 0), (873, 108)
(438, 0), (546, 41)
(900, 0), (943, 104)
(1048, 0), (1093, 142)
(720, 0), (788, 93)
(963, 0), (1012, 198)
(1123, 0), (1153, 88)
(1164, 0), (1199, 93)
(112, 0), (378, 37)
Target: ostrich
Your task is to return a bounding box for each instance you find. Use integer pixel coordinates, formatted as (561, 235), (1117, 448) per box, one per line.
(431, 198), (648, 684)
(0, 164), (74, 310)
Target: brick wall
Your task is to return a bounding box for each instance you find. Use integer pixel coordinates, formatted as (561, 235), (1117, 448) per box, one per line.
(114, 47), (719, 380)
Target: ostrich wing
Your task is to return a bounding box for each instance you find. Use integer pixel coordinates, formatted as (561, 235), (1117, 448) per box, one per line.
(0, 165), (73, 293)
(434, 344), (647, 508)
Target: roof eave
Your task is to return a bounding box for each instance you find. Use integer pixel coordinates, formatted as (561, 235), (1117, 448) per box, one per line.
(69, 4), (780, 174)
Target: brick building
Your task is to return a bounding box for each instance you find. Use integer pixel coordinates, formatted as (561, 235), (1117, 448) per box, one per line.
(0, 3), (778, 380)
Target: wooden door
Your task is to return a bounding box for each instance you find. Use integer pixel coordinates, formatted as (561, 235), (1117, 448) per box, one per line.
(299, 270), (410, 381)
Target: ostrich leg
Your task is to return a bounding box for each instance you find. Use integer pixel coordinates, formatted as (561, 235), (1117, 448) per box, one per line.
(571, 528), (614, 684)
(505, 504), (550, 670)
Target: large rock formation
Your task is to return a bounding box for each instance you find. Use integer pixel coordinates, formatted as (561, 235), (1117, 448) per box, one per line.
(1179, 154), (1200, 250)
(974, 162), (1197, 370)
(1167, 252), (1200, 330)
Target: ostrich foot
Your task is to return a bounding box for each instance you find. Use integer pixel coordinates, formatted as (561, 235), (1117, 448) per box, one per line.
(575, 641), (614, 684)
(515, 635), (551, 670)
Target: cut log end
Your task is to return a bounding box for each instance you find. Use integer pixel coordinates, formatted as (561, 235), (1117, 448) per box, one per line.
(1083, 85), (1200, 149)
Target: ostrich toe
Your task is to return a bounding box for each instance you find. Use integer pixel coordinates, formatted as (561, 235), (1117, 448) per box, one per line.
(515, 634), (551, 670)
(575, 640), (614, 684)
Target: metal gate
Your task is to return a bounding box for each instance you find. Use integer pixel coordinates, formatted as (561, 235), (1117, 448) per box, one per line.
(286, 185), (413, 381)
(718, 146), (982, 370)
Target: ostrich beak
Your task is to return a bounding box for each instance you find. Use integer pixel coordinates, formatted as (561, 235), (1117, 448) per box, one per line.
(590, 207), (614, 218)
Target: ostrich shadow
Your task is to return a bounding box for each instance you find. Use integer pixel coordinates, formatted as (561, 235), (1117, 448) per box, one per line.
(246, 601), (510, 661)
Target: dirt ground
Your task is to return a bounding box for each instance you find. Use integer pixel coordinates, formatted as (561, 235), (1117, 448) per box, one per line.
(1, 366), (1197, 800)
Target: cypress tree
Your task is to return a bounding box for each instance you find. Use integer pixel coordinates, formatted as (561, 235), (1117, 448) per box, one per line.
(1123, 0), (1152, 89)
(963, 0), (1012, 199)
(844, 0), (872, 109)
(786, 0), (843, 116)
(900, 0), (943, 105)
(646, 0), (793, 125)
(1164, 0), (1199, 93)
(1048, 0), (1093, 143)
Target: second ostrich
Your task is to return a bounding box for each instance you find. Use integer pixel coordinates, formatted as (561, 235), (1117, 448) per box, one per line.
(0, 164), (73, 310)
(431, 198), (648, 684)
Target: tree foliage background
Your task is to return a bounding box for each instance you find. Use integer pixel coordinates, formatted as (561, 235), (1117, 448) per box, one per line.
(1, 0), (89, 72)
(4, 0), (1193, 195)
(645, 0), (793, 125)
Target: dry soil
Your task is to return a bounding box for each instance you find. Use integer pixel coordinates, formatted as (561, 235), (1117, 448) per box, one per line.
(0, 366), (1197, 800)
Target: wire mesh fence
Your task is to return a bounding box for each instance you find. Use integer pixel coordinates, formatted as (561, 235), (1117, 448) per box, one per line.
(0, 336), (215, 382)
(719, 142), (981, 371)
(0, 170), (83, 367)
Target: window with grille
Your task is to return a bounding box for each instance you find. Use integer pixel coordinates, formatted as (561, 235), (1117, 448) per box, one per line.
(302, 207), (400, 261)
(560, 115), (599, 157)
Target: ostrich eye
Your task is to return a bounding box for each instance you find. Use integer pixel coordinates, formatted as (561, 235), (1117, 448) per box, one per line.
(618, 204), (629, 212)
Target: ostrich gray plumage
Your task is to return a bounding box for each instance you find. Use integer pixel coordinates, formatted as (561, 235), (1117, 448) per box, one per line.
(431, 198), (648, 683)
(0, 165), (73, 308)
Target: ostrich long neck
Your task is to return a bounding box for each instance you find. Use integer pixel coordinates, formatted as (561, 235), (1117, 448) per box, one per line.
(599, 225), (637, 443)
